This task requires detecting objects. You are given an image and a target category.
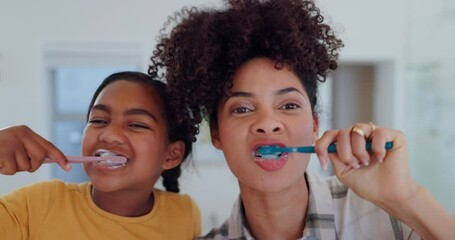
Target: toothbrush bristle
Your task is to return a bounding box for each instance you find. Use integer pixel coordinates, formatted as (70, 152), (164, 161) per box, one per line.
(256, 146), (283, 160)
(257, 145), (282, 155)
(95, 149), (127, 167)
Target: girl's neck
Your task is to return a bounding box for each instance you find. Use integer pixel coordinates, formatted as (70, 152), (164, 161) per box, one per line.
(240, 176), (309, 240)
(91, 186), (154, 217)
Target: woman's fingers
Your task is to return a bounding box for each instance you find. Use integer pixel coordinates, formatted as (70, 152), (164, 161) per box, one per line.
(314, 130), (337, 170)
(335, 128), (361, 169)
(350, 122), (375, 166)
(316, 122), (390, 171)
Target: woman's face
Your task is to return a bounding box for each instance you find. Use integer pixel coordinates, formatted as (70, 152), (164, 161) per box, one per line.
(211, 58), (318, 193)
(82, 80), (182, 193)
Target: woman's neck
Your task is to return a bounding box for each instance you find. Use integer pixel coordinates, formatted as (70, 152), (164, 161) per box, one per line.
(91, 186), (154, 217)
(240, 176), (309, 240)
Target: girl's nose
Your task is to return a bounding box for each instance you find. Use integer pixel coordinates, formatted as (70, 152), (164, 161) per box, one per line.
(99, 125), (126, 145)
(251, 112), (284, 135)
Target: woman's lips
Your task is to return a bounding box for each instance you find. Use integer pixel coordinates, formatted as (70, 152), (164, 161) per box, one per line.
(254, 154), (288, 171)
(252, 144), (288, 171)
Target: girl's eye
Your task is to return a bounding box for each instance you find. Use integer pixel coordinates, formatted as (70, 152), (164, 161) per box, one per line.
(279, 103), (300, 110)
(232, 107), (252, 114)
(88, 119), (108, 125)
(129, 123), (150, 129)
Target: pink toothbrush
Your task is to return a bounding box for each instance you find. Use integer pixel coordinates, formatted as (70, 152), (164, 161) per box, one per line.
(44, 156), (127, 166)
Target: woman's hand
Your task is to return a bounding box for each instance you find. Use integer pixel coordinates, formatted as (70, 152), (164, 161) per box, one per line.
(315, 122), (455, 239)
(0, 125), (70, 175)
(314, 122), (418, 206)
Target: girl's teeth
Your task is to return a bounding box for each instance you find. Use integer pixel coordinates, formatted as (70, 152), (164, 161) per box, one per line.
(96, 160), (125, 168)
(95, 149), (126, 168)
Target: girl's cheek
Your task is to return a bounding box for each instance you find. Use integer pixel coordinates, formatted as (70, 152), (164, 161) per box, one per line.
(81, 130), (94, 155)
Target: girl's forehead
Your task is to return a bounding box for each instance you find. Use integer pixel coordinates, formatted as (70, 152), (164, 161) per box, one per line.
(95, 81), (164, 113)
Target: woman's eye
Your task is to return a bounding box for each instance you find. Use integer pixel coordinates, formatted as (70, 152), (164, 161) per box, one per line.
(232, 107), (252, 114)
(280, 103), (300, 110)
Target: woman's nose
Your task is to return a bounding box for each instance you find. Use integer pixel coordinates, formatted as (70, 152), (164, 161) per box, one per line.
(99, 125), (126, 145)
(251, 111), (284, 135)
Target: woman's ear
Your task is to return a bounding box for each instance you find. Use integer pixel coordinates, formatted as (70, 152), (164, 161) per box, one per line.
(162, 141), (185, 170)
(209, 121), (222, 150)
(313, 113), (319, 139)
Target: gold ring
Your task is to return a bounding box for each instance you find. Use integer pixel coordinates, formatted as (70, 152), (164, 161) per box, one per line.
(351, 126), (366, 138)
(368, 121), (376, 132)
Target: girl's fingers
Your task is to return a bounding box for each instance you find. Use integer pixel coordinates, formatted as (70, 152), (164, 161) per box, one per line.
(28, 129), (71, 171)
(0, 154), (19, 175)
(0, 125), (70, 174)
(14, 149), (32, 172)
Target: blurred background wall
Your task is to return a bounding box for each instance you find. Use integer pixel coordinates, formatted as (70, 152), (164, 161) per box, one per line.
(1, 0), (454, 233)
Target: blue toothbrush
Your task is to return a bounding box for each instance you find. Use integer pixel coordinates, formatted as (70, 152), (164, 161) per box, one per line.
(256, 141), (393, 160)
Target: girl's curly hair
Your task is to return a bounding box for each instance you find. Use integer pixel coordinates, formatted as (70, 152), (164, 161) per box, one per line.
(149, 0), (343, 138)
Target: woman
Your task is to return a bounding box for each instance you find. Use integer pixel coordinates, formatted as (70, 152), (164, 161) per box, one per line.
(150, 0), (455, 239)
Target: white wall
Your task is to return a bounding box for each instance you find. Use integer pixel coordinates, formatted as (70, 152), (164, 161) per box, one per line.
(318, 0), (408, 129)
(406, 0), (455, 212)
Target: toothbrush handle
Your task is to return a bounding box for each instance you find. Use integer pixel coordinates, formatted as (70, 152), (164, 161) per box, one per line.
(43, 156), (127, 164)
(326, 141), (393, 153)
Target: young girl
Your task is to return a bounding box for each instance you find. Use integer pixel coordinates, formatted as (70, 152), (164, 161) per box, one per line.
(150, 0), (455, 239)
(0, 71), (201, 239)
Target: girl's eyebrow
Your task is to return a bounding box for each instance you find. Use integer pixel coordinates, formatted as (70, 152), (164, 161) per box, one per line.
(124, 109), (158, 122)
(91, 104), (158, 122)
(91, 104), (110, 113)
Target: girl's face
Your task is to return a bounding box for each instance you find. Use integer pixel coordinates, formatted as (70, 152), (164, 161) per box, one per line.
(82, 80), (183, 193)
(211, 58), (318, 193)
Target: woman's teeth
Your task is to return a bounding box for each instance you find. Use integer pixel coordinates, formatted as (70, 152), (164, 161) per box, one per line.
(253, 150), (282, 161)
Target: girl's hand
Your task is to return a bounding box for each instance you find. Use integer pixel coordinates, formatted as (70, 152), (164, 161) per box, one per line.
(0, 125), (70, 175)
(314, 122), (419, 206)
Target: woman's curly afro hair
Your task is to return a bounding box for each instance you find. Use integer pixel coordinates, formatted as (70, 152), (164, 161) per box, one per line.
(149, 0), (343, 140)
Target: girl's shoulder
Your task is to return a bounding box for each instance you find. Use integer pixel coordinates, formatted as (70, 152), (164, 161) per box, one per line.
(3, 179), (71, 196)
(154, 189), (199, 209)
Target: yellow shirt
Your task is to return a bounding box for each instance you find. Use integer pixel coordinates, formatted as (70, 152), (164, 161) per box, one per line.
(0, 180), (201, 240)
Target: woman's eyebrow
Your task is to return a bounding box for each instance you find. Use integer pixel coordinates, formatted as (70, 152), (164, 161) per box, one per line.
(229, 91), (254, 98)
(275, 87), (304, 96)
(227, 87), (305, 99)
